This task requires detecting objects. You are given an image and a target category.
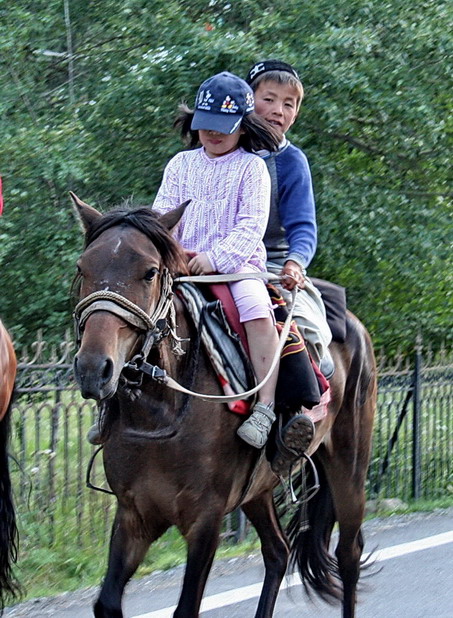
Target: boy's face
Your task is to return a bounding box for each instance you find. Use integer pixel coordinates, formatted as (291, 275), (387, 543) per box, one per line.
(253, 80), (300, 139)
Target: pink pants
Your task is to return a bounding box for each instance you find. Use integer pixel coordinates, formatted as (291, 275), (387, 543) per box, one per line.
(229, 267), (274, 323)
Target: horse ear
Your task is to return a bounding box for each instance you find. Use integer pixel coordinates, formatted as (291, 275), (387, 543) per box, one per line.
(70, 191), (102, 231)
(158, 200), (191, 232)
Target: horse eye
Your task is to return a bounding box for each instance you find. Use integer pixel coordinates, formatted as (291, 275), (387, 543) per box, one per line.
(144, 268), (158, 281)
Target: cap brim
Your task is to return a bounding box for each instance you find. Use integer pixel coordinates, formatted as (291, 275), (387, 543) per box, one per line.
(191, 110), (243, 135)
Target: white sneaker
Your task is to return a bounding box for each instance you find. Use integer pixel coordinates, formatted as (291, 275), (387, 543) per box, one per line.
(237, 402), (276, 448)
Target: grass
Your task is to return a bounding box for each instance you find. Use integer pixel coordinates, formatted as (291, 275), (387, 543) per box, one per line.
(11, 523), (262, 602)
(365, 496), (453, 518)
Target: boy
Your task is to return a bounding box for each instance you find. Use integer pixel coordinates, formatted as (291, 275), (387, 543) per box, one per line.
(239, 60), (334, 471)
(245, 59), (333, 375)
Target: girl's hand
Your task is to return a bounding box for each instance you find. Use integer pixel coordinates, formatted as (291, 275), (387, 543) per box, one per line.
(184, 249), (198, 261)
(188, 252), (214, 275)
(281, 260), (305, 290)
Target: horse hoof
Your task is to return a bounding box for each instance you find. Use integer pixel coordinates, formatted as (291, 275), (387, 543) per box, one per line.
(271, 414), (315, 476)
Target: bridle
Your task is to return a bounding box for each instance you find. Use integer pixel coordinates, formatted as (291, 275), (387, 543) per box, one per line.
(73, 269), (296, 403)
(73, 267), (184, 371)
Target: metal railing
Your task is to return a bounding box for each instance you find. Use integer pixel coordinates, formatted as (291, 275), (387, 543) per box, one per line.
(368, 342), (452, 501)
(9, 332), (453, 548)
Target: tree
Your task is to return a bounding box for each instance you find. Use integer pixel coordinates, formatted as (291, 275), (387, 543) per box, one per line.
(0, 0), (451, 355)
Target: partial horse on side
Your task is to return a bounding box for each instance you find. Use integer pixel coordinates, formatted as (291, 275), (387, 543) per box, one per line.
(0, 319), (19, 610)
(71, 194), (376, 618)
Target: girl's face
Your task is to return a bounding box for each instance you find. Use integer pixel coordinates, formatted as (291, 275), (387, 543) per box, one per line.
(198, 128), (242, 158)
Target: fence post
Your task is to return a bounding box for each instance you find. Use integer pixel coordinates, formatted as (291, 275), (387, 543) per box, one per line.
(412, 337), (422, 499)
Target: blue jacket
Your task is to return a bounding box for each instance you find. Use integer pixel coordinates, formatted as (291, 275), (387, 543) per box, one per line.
(261, 140), (317, 270)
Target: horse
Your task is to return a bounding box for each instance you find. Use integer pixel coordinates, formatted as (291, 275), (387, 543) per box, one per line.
(0, 319), (19, 610)
(71, 193), (376, 618)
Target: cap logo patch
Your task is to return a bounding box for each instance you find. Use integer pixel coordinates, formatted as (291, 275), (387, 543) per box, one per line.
(248, 62), (265, 80)
(220, 95), (239, 113)
(197, 89), (214, 110)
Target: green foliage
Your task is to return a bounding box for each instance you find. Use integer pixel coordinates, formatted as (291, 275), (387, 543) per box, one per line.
(0, 0), (451, 355)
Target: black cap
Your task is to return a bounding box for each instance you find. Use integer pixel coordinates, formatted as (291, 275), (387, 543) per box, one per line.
(246, 60), (300, 85)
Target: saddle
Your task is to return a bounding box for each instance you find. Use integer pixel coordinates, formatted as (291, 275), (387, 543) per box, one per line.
(176, 283), (255, 415)
(176, 282), (324, 416)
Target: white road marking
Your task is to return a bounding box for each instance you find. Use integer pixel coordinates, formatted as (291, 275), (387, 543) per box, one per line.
(134, 530), (453, 618)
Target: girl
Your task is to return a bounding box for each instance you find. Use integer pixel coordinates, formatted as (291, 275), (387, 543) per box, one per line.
(153, 71), (281, 449)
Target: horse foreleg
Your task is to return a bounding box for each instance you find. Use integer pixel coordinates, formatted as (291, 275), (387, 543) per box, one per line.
(174, 510), (224, 618)
(94, 508), (167, 618)
(242, 492), (289, 618)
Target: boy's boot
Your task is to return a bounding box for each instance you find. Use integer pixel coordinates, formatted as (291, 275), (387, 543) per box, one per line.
(271, 413), (315, 476)
(237, 402), (276, 448)
(86, 423), (103, 445)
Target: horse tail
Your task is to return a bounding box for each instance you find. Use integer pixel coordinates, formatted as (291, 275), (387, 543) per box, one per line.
(0, 395), (20, 609)
(286, 456), (342, 603)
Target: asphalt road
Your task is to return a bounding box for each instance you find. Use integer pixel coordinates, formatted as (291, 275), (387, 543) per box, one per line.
(5, 508), (453, 617)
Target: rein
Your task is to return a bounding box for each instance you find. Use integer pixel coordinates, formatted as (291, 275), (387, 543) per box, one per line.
(74, 270), (297, 403)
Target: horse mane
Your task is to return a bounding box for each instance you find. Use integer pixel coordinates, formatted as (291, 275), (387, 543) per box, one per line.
(84, 206), (189, 276)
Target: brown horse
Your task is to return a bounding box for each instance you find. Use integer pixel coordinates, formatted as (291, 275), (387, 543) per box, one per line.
(71, 193), (376, 618)
(0, 319), (19, 609)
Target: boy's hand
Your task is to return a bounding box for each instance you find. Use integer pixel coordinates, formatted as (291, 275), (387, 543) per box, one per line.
(188, 252), (214, 275)
(281, 260), (305, 290)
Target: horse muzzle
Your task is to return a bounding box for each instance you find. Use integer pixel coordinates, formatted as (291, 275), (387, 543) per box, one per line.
(73, 311), (138, 401)
(73, 350), (117, 401)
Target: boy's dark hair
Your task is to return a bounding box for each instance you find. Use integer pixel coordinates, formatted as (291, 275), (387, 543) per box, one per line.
(174, 104), (281, 152)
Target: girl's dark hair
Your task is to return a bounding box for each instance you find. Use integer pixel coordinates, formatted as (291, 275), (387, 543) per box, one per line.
(174, 104), (281, 152)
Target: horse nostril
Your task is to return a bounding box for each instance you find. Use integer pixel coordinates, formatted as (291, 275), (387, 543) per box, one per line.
(102, 358), (114, 384)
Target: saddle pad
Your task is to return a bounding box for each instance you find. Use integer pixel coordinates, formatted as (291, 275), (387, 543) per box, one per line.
(176, 282), (255, 415)
(208, 283), (249, 354)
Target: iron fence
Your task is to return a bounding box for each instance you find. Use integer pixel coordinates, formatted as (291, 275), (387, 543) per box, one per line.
(9, 332), (453, 549)
(368, 342), (453, 502)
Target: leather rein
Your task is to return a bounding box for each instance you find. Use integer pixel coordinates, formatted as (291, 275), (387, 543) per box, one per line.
(73, 269), (297, 403)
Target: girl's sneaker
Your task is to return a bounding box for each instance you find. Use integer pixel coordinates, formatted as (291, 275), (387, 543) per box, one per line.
(237, 402), (276, 448)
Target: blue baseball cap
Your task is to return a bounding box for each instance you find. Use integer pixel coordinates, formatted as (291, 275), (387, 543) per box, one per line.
(191, 72), (255, 135)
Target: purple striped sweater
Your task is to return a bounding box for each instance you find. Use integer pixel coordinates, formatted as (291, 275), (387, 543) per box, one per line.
(153, 147), (271, 273)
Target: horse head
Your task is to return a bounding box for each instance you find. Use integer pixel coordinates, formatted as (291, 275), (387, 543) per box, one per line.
(71, 192), (189, 401)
